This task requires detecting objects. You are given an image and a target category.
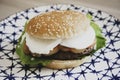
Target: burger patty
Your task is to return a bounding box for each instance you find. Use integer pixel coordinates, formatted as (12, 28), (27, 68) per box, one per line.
(41, 48), (93, 60)
(23, 41), (95, 60)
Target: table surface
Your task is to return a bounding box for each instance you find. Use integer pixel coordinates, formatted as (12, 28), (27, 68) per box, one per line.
(0, 0), (120, 20)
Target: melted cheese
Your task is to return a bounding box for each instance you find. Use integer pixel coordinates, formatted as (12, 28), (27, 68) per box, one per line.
(26, 33), (62, 54)
(60, 26), (95, 49)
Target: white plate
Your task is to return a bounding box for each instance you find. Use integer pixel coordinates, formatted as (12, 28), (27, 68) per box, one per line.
(0, 4), (120, 80)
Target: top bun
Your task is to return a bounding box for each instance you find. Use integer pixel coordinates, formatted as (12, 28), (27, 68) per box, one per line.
(26, 10), (90, 39)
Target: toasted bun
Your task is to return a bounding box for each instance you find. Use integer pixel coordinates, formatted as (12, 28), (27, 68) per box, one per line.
(45, 56), (91, 69)
(26, 10), (90, 39)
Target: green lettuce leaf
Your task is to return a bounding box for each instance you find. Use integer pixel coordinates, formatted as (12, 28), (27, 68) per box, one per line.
(86, 13), (93, 20)
(90, 21), (106, 50)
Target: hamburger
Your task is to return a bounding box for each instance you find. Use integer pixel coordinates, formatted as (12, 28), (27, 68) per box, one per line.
(16, 10), (106, 69)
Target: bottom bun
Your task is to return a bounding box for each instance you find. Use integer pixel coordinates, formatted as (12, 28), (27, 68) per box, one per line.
(45, 56), (91, 69)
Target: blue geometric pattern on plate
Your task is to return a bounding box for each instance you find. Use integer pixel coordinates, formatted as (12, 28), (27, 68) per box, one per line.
(0, 4), (120, 80)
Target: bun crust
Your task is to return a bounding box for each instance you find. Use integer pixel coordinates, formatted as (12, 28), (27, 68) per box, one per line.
(26, 10), (90, 39)
(45, 56), (91, 69)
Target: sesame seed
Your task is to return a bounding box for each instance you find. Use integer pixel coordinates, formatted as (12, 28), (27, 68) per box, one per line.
(47, 29), (50, 32)
(36, 23), (39, 27)
(35, 29), (37, 32)
(48, 31), (53, 35)
(55, 31), (58, 34)
(29, 26), (32, 29)
(50, 24), (53, 26)
(47, 17), (51, 21)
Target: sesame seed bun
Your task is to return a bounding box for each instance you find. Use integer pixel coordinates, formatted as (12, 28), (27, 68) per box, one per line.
(26, 10), (90, 39)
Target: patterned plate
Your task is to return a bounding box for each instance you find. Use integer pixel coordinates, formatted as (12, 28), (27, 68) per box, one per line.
(0, 4), (120, 80)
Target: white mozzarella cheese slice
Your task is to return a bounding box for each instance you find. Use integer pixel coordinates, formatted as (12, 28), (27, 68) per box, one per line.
(26, 33), (62, 54)
(60, 26), (95, 49)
